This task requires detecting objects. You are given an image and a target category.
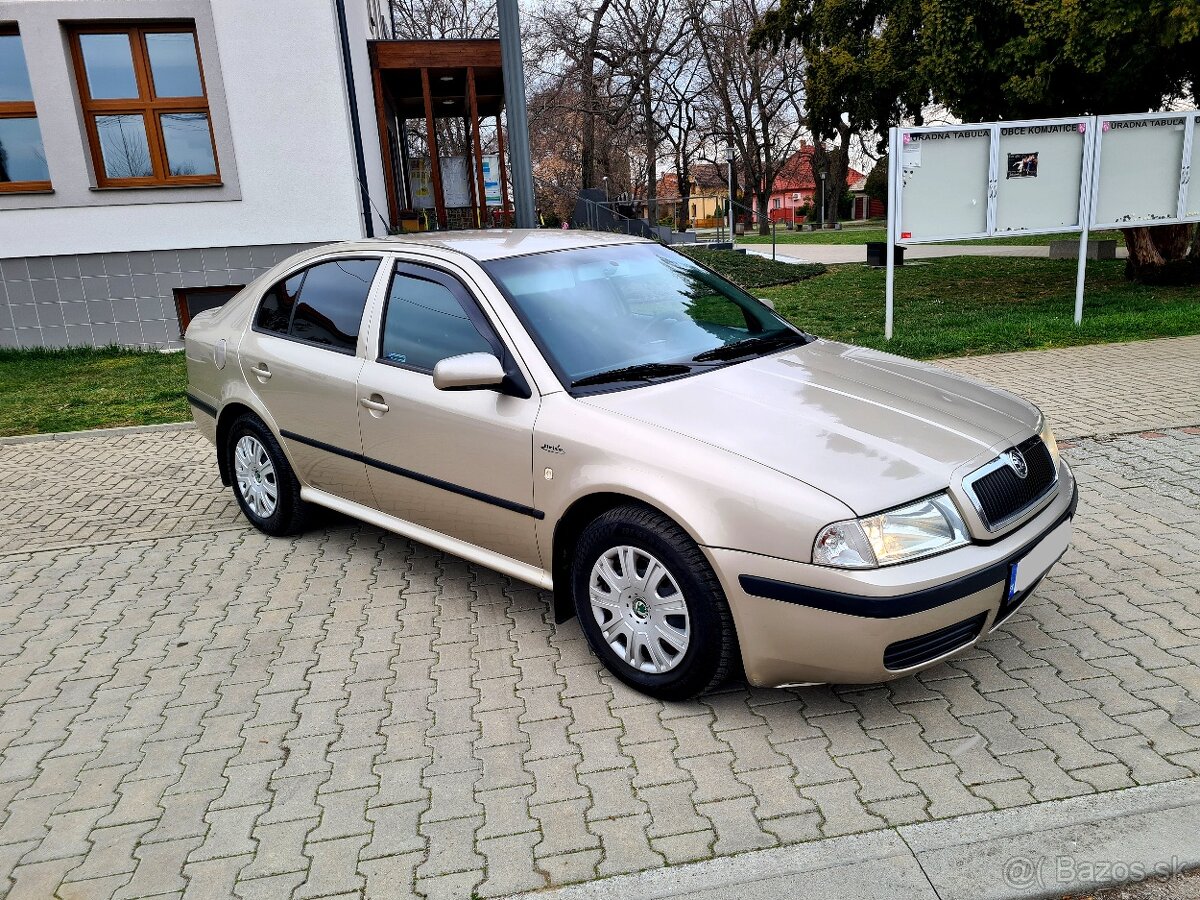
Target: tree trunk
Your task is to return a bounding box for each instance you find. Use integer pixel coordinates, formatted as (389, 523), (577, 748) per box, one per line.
(827, 122), (852, 225)
(756, 190), (770, 235)
(678, 155), (691, 232)
(579, 0), (613, 191)
(643, 79), (658, 226)
(1122, 224), (1200, 284)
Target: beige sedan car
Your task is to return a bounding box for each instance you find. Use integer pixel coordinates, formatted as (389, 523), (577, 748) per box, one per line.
(185, 230), (1076, 699)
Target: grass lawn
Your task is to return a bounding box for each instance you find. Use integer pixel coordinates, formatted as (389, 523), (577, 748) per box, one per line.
(0, 254), (1196, 436)
(738, 228), (1125, 247)
(758, 256), (1200, 359)
(0, 347), (188, 437)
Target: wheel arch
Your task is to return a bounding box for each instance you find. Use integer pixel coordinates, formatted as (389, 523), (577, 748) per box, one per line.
(551, 491), (693, 625)
(214, 402), (262, 486)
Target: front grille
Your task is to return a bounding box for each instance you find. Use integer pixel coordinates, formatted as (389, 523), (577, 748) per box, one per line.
(967, 436), (1056, 529)
(883, 613), (987, 670)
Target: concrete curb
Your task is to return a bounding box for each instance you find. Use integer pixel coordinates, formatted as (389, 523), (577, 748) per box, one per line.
(0, 421), (195, 446)
(506, 778), (1200, 900)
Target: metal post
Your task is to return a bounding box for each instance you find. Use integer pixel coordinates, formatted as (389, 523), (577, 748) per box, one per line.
(498, 0), (536, 228)
(727, 168), (734, 245)
(885, 128), (898, 340)
(1074, 220), (1090, 326)
(772, 219), (777, 261)
(1075, 120), (1097, 325)
(819, 173), (826, 228)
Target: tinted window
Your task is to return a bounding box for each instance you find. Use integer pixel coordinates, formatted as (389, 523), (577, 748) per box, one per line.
(255, 272), (305, 335)
(0, 34), (34, 102)
(0, 117), (50, 183)
(144, 32), (204, 97)
(161, 112), (217, 176)
(94, 113), (153, 178)
(78, 32), (139, 99)
(289, 259), (378, 352)
(380, 270), (493, 370)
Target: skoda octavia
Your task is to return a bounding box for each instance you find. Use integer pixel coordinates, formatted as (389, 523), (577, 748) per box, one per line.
(185, 230), (1076, 700)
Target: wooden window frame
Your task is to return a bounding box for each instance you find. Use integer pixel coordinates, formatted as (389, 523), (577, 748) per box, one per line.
(69, 22), (221, 188)
(0, 24), (52, 193)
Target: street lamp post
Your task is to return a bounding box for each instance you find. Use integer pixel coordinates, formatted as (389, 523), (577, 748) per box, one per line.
(498, 0), (536, 228)
(819, 171), (827, 229)
(724, 146), (736, 245)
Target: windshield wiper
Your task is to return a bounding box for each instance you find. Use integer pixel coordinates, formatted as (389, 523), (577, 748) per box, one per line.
(571, 362), (693, 388)
(691, 331), (808, 363)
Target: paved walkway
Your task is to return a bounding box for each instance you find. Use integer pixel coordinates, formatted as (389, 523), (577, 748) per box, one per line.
(754, 243), (1129, 265)
(936, 336), (1200, 440)
(0, 338), (1197, 899)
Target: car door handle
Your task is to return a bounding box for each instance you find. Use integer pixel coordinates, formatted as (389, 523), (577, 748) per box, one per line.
(249, 363), (272, 380)
(359, 395), (389, 414)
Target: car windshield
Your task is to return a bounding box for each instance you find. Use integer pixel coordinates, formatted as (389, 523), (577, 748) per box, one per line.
(483, 243), (807, 390)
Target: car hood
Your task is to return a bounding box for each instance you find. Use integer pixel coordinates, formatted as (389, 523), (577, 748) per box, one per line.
(580, 340), (1040, 515)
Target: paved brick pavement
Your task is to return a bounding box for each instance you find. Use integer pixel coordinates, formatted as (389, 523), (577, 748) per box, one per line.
(0, 339), (1198, 898)
(936, 336), (1200, 440)
(0, 429), (241, 554)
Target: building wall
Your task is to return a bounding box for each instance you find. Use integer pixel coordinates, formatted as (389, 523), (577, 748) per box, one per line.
(0, 243), (314, 350)
(0, 0), (391, 348)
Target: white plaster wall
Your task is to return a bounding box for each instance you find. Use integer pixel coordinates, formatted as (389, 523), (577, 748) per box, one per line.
(0, 0), (386, 258)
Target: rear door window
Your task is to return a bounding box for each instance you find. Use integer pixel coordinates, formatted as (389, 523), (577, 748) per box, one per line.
(254, 257), (380, 352)
(255, 272), (304, 335)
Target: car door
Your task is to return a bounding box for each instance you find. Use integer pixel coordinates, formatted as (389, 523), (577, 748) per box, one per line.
(238, 254), (384, 508)
(355, 258), (542, 567)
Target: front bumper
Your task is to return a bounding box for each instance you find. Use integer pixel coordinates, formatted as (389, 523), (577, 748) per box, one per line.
(709, 462), (1078, 687)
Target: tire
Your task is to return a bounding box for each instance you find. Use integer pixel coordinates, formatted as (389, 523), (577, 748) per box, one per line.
(571, 504), (736, 700)
(226, 413), (309, 536)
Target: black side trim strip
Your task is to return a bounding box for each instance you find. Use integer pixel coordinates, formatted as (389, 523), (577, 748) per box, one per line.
(739, 483), (1078, 619)
(279, 429), (545, 520)
(186, 393), (218, 418)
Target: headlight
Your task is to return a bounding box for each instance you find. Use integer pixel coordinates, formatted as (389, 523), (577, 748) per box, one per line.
(813, 493), (970, 568)
(1038, 415), (1060, 468)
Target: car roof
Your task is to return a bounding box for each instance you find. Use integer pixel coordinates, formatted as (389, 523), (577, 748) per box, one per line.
(316, 229), (649, 263)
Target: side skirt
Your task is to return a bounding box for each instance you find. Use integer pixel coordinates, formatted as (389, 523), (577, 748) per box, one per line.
(300, 486), (554, 592)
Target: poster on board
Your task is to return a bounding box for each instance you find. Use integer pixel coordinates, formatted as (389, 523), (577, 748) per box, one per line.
(482, 156), (503, 205)
(409, 157), (474, 208)
(898, 127), (992, 242)
(994, 120), (1089, 233)
(1092, 114), (1188, 227)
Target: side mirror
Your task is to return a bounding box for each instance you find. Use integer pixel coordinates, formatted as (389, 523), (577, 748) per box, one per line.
(758, 297), (777, 311)
(432, 352), (506, 391)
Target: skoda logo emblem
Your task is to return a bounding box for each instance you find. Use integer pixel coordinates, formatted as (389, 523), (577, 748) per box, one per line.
(1004, 448), (1029, 479)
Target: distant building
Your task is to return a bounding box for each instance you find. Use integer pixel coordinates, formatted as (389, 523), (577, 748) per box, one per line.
(766, 146), (870, 224)
(848, 173), (886, 221)
(656, 166), (734, 226)
(655, 145), (881, 228)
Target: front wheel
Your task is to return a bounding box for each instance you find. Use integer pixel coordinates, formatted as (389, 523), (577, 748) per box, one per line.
(571, 505), (736, 700)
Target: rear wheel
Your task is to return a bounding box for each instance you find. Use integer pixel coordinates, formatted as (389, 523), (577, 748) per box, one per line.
(226, 414), (308, 536)
(571, 505), (735, 700)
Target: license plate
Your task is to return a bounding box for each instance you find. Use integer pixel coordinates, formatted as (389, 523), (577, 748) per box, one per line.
(1008, 521), (1072, 598)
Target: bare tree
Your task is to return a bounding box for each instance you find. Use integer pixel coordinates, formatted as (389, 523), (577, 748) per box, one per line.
(688, 0), (807, 234)
(603, 0), (686, 223)
(526, 0), (643, 215)
(386, 0), (496, 39)
(657, 45), (704, 229)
